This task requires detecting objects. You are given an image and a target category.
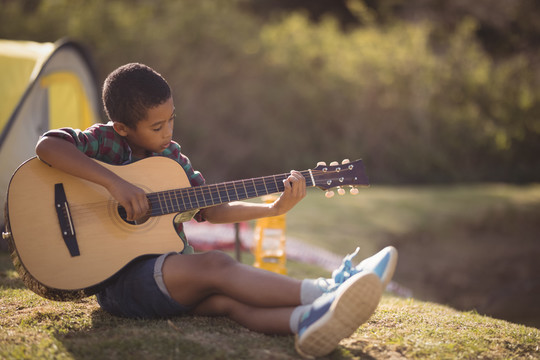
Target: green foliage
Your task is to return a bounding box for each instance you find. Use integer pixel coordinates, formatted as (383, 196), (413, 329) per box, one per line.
(258, 14), (540, 182)
(1, 0), (539, 182)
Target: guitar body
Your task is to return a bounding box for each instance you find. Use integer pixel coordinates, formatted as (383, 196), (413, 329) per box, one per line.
(5, 157), (188, 299)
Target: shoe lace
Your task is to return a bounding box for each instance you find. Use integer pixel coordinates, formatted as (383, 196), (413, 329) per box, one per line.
(322, 247), (361, 293)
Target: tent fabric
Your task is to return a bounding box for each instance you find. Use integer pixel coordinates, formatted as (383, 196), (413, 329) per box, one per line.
(0, 40), (55, 134)
(1, 39), (100, 227)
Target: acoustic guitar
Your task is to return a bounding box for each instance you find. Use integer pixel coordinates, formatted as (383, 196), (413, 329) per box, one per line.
(3, 156), (368, 300)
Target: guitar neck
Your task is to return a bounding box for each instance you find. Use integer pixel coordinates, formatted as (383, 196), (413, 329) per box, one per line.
(147, 170), (315, 217)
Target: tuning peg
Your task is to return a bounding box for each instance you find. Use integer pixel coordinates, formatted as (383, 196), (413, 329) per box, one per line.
(330, 161), (339, 166)
(317, 161), (327, 166)
(325, 190), (335, 198)
(350, 186), (359, 195)
(337, 187), (346, 196)
(342, 159), (350, 164)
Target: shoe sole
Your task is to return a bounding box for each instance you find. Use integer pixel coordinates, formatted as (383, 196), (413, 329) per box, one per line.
(295, 272), (382, 358)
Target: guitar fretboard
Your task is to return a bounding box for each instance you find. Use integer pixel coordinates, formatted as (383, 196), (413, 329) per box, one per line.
(146, 170), (314, 216)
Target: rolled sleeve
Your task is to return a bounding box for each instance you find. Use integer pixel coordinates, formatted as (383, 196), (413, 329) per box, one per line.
(42, 124), (130, 165)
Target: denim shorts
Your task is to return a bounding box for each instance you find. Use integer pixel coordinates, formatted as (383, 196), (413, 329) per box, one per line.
(96, 252), (192, 318)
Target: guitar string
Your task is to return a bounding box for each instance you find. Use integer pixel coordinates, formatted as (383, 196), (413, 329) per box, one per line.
(143, 168), (357, 216)
(143, 169), (322, 214)
(67, 169), (355, 218)
(66, 168), (356, 218)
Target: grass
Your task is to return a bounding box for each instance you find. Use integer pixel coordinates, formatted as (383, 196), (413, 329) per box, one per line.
(2, 184), (540, 359)
(2, 260), (538, 359)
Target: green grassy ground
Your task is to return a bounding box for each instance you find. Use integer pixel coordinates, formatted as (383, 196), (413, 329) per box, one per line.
(1, 251), (538, 359)
(1, 184), (540, 359)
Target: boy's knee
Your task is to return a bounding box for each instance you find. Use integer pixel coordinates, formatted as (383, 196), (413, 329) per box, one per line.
(199, 250), (236, 269)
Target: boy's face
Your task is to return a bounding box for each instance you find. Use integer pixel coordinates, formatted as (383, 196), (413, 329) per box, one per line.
(114, 97), (175, 158)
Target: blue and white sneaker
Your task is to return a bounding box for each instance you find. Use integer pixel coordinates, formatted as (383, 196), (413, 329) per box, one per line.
(325, 246), (398, 293)
(295, 271), (383, 358)
(355, 246), (398, 289)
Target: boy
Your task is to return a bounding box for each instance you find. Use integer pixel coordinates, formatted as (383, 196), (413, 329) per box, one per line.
(35, 63), (398, 357)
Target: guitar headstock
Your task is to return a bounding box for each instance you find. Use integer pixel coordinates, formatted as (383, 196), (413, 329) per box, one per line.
(311, 159), (369, 197)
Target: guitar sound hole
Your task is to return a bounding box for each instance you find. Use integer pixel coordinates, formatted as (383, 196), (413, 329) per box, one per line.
(117, 206), (150, 225)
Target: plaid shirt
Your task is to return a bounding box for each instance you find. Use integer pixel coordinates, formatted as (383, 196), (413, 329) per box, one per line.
(43, 122), (206, 251)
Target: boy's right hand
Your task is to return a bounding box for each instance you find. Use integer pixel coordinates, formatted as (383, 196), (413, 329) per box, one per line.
(107, 178), (149, 222)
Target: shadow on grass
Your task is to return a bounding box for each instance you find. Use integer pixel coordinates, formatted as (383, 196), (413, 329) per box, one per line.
(55, 305), (380, 360)
(53, 306), (297, 360)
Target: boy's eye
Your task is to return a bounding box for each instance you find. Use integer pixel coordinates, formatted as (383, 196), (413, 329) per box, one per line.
(153, 126), (162, 132)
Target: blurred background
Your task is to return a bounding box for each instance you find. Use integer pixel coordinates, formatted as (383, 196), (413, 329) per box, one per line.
(1, 0), (539, 327)
(2, 0), (539, 183)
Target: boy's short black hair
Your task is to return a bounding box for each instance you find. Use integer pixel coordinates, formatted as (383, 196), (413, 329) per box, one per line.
(102, 63), (171, 128)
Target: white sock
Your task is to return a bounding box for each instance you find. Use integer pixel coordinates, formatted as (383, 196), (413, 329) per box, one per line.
(300, 278), (329, 305)
(289, 305), (310, 334)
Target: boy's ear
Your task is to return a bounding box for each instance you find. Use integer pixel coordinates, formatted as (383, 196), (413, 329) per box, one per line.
(113, 122), (129, 137)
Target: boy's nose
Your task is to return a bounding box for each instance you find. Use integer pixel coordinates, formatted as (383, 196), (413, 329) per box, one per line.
(164, 123), (173, 137)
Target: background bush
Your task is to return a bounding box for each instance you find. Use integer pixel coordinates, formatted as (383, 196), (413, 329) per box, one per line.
(1, 0), (539, 183)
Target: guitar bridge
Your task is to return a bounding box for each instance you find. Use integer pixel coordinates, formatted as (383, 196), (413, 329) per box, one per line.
(54, 183), (80, 257)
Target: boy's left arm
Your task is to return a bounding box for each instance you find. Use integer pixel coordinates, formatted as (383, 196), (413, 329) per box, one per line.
(200, 170), (306, 224)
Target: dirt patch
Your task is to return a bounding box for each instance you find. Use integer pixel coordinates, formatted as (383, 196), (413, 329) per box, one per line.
(389, 204), (540, 329)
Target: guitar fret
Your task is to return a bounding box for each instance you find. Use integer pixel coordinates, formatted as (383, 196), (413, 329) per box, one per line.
(157, 192), (165, 214)
(218, 183), (230, 203)
(212, 184), (222, 205)
(162, 191), (170, 214)
(233, 181), (241, 201)
(274, 175), (286, 193)
(272, 176), (279, 193)
(179, 189), (187, 211)
(203, 186), (214, 206)
(264, 176), (277, 194)
(198, 187), (205, 207)
(187, 187), (197, 209)
(273, 176), (279, 193)
(165, 191), (171, 213)
(255, 178), (266, 197)
(193, 187), (202, 207)
(172, 191), (181, 212)
(226, 182), (237, 202)
(159, 192), (167, 214)
(196, 187), (206, 207)
(251, 178), (258, 197)
(275, 175), (283, 192)
(241, 180), (248, 199)
(262, 177), (269, 195)
(166, 191), (175, 212)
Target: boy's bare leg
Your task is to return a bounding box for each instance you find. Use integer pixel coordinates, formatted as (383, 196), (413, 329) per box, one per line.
(162, 251), (302, 309)
(189, 294), (295, 334)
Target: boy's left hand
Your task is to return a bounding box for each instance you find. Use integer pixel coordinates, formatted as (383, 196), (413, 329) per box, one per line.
(272, 170), (306, 215)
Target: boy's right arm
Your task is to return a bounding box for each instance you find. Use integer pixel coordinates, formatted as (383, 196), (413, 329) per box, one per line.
(35, 136), (149, 221)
